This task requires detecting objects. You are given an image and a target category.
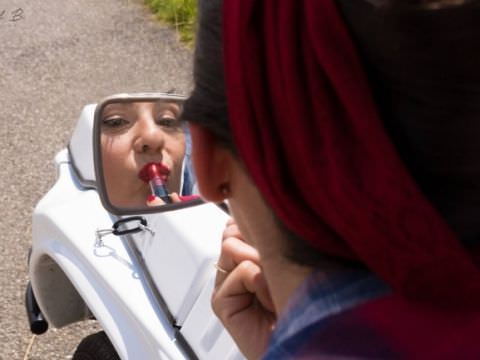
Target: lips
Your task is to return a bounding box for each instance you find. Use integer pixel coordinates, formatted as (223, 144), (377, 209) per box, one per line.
(138, 162), (170, 183)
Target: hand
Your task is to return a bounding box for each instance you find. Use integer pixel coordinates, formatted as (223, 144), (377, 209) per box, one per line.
(146, 192), (181, 206)
(212, 218), (276, 360)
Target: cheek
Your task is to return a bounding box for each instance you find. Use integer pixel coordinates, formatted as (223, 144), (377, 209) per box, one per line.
(101, 139), (131, 181)
(175, 144), (186, 164)
(168, 136), (186, 164)
(165, 136), (186, 190)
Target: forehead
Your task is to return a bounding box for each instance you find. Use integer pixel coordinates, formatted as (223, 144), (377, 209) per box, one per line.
(102, 100), (182, 115)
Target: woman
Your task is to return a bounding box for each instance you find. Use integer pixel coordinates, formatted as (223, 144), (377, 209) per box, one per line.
(101, 99), (195, 208)
(182, 0), (480, 358)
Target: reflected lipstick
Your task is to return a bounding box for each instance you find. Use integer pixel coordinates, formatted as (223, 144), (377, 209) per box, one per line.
(139, 163), (171, 204)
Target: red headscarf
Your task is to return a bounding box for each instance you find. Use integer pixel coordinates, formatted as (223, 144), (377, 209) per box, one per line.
(223, 0), (480, 308)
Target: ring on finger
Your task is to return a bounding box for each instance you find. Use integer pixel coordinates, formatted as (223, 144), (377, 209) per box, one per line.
(214, 262), (229, 275)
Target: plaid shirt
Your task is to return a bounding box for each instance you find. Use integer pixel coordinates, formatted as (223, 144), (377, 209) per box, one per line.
(262, 270), (390, 359)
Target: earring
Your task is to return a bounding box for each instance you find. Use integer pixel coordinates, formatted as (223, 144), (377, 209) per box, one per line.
(219, 183), (230, 197)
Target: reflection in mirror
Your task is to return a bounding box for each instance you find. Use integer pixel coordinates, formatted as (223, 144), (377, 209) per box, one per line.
(97, 95), (199, 213)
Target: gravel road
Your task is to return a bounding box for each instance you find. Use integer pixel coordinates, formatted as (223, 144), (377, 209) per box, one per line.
(0, 0), (192, 358)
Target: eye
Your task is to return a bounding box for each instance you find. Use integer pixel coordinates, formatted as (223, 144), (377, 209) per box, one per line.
(156, 116), (180, 128)
(102, 117), (130, 129)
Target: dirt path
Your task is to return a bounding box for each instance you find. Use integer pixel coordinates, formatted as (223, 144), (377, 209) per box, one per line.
(0, 0), (192, 358)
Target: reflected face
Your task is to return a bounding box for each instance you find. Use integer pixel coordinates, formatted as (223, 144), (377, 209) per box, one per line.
(101, 100), (186, 208)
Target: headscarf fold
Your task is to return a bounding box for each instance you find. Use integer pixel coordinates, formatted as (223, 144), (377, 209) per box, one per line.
(223, 0), (480, 308)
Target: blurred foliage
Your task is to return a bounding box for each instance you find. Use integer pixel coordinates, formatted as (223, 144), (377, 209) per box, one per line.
(145, 0), (197, 46)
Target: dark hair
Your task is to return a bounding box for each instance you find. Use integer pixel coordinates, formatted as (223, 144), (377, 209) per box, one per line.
(182, 0), (234, 153)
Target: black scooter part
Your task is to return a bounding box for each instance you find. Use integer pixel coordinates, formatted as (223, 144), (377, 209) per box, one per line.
(25, 281), (48, 335)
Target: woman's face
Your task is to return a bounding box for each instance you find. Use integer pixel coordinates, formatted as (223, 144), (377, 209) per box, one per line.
(100, 100), (186, 208)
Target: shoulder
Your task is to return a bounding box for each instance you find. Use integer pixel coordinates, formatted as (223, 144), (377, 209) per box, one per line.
(263, 301), (398, 359)
(264, 295), (480, 359)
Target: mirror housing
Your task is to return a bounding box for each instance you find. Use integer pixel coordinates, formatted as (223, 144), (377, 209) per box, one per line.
(93, 92), (202, 215)
(69, 104), (97, 188)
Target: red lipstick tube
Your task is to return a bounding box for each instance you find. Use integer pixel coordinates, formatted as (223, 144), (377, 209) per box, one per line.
(145, 164), (171, 204)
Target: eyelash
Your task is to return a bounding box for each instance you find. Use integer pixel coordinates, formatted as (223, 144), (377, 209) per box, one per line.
(156, 116), (180, 128)
(102, 117), (129, 128)
(102, 115), (181, 130)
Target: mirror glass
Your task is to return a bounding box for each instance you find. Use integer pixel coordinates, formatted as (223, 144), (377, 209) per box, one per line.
(94, 93), (200, 214)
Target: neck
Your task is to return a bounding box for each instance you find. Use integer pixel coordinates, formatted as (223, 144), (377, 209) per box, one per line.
(238, 210), (313, 314)
(261, 252), (314, 315)
(228, 167), (314, 315)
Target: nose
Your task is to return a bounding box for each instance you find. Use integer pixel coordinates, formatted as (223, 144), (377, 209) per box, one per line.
(133, 117), (166, 154)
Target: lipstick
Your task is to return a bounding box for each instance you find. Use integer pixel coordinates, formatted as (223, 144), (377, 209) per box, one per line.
(139, 163), (171, 204)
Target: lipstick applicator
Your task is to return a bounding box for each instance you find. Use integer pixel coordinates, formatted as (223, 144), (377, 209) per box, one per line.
(146, 163), (171, 204)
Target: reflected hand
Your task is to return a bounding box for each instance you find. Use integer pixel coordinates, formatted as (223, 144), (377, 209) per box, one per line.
(212, 218), (276, 360)
(146, 192), (181, 206)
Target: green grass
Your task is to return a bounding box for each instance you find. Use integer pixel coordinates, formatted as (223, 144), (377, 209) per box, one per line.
(145, 0), (197, 46)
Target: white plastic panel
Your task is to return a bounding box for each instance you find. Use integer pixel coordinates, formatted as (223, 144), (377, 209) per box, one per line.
(30, 158), (192, 359)
(69, 104), (96, 183)
(180, 275), (244, 360)
(133, 203), (230, 325)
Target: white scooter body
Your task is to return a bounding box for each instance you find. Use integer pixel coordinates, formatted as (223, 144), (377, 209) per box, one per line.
(28, 105), (242, 359)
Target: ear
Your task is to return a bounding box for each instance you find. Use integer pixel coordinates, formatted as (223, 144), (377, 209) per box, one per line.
(189, 123), (233, 202)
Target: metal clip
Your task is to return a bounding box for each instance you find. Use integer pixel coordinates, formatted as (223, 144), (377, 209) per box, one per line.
(138, 223), (155, 236)
(96, 216), (154, 247)
(95, 228), (114, 247)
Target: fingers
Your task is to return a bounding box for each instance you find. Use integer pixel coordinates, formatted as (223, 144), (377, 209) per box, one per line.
(213, 260), (275, 317)
(211, 259), (276, 360)
(146, 195), (165, 206)
(146, 192), (181, 206)
(215, 235), (260, 287)
(215, 217), (259, 284)
(169, 192), (181, 202)
(222, 219), (243, 241)
(219, 236), (260, 268)
(211, 218), (276, 359)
